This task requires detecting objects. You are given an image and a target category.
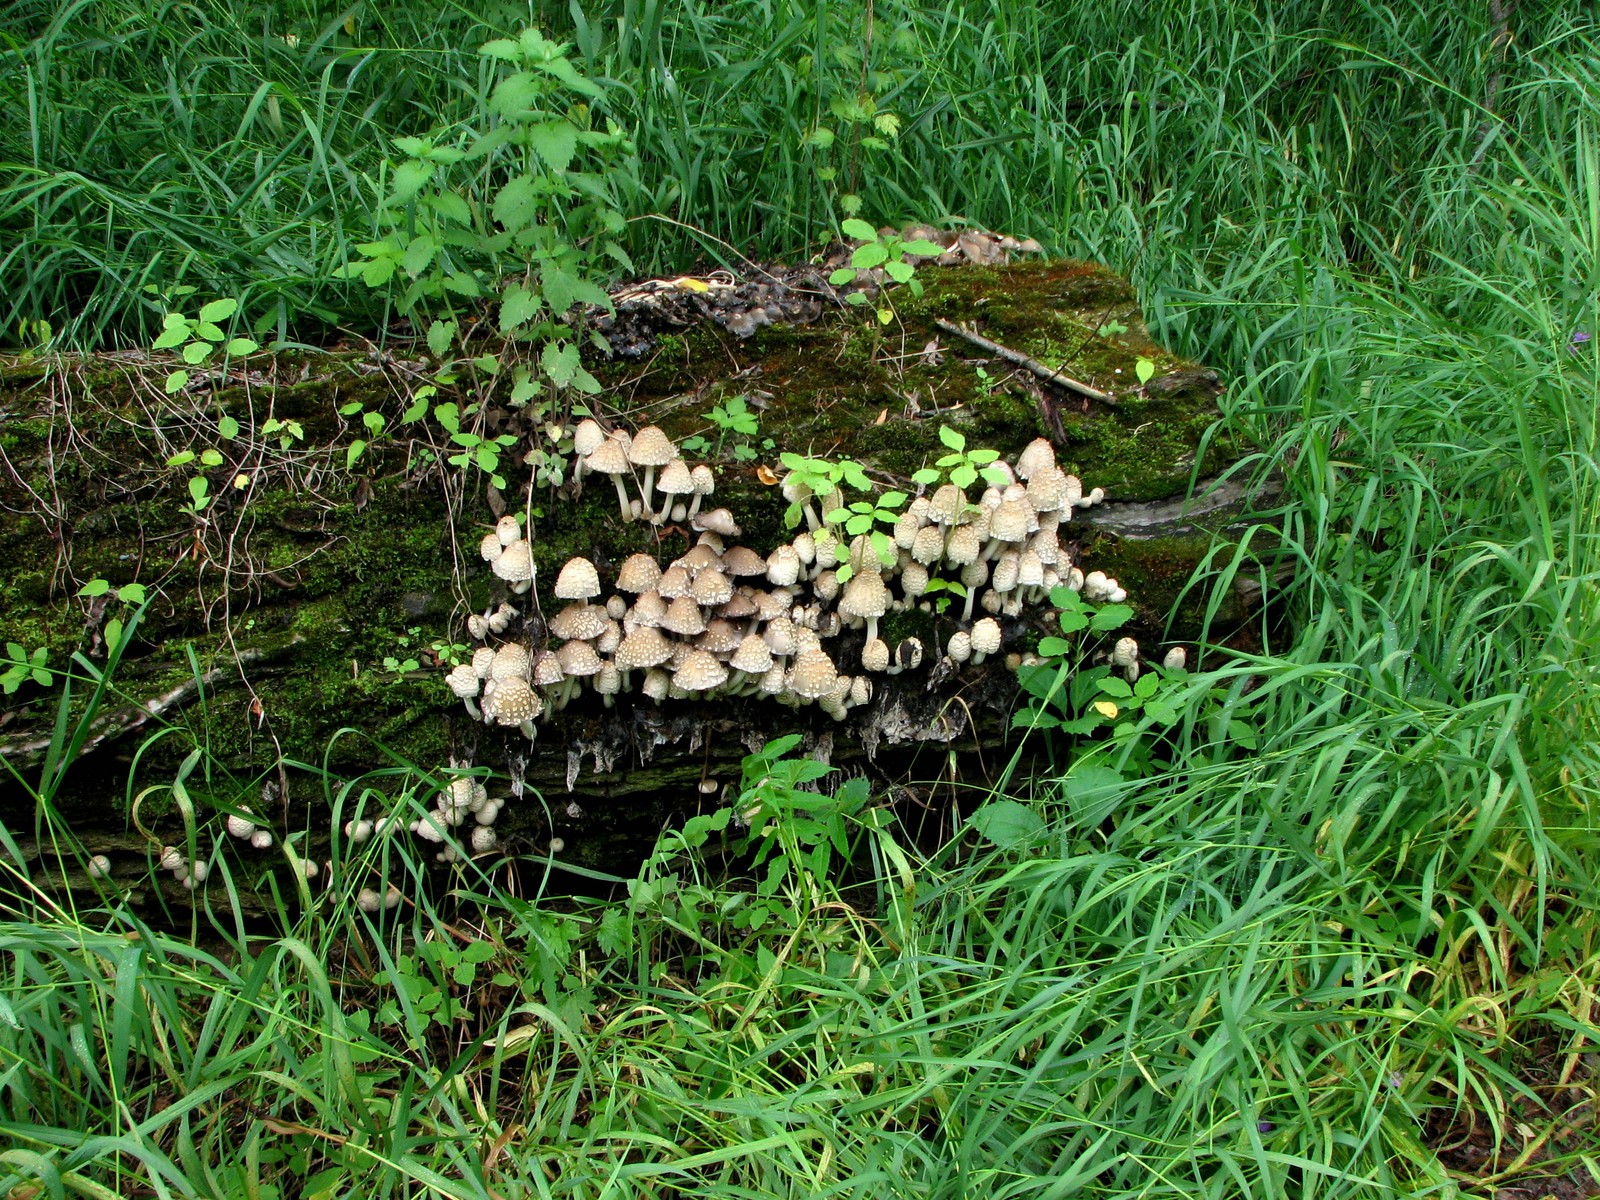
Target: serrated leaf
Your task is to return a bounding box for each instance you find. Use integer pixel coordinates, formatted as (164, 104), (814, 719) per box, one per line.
(426, 319), (457, 357)
(198, 298), (238, 323)
(526, 121), (578, 173)
(490, 72), (541, 119)
(1089, 603), (1133, 633)
(540, 263), (579, 315)
(401, 234), (438, 277)
(542, 340), (580, 387)
(479, 37), (520, 60)
(427, 190), (472, 226)
(806, 126), (835, 148)
(531, 54), (603, 98)
(499, 284), (542, 332)
(224, 337), (259, 356)
(841, 218), (878, 242)
(967, 799), (1044, 849)
(492, 176), (539, 230)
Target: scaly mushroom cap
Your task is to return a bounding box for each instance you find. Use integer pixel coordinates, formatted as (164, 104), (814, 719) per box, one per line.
(1015, 437), (1057, 481)
(555, 640), (603, 678)
(1018, 550), (1046, 589)
(812, 530), (840, 570)
(572, 418), (606, 457)
(597, 620), (623, 655)
(641, 667), (672, 701)
(971, 618), (1003, 657)
(901, 563), (930, 598)
(759, 663), (787, 694)
(549, 602), (610, 641)
(1163, 647), (1188, 671)
(690, 567), (734, 607)
(929, 484), (968, 526)
(1111, 637), (1140, 669)
(606, 594), (628, 620)
(719, 589), (759, 621)
(787, 649), (839, 699)
(596, 663), (623, 697)
(766, 544), (802, 587)
(946, 524), (982, 567)
(493, 540), (534, 584)
(720, 546), (767, 578)
(678, 543), (721, 573)
(763, 616), (799, 655)
(617, 625), (673, 670)
(446, 663), (481, 698)
(628, 425), (677, 468)
(812, 569), (840, 605)
(1026, 465), (1072, 514)
(661, 594), (707, 636)
(910, 523), (945, 566)
(532, 650), (565, 687)
(657, 458), (694, 499)
(657, 564), (691, 599)
(729, 633), (774, 674)
(554, 557), (602, 601)
(585, 435), (630, 477)
(495, 515), (523, 546)
(692, 507), (741, 536)
(674, 649), (728, 692)
(479, 532), (504, 562)
(472, 647), (496, 679)
(490, 643), (532, 682)
(1029, 529), (1060, 565)
(947, 631), (973, 663)
(849, 675), (872, 707)
(492, 677), (544, 724)
(616, 553), (663, 594)
(629, 590), (668, 628)
(989, 500), (1032, 546)
(861, 638), (891, 673)
(992, 552), (1022, 593)
(839, 572), (890, 624)
(893, 510), (925, 550)
(697, 619), (743, 656)
(690, 464), (715, 496)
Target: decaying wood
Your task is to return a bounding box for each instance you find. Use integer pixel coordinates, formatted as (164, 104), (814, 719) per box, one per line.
(934, 318), (1117, 405)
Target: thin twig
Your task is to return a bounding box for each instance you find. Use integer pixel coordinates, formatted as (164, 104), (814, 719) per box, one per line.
(933, 319), (1117, 405)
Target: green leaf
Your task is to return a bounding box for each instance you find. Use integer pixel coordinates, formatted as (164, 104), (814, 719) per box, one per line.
(347, 440), (367, 469)
(950, 463), (977, 489)
(152, 325), (190, 350)
(540, 264), (579, 315)
(967, 799), (1044, 849)
(224, 337), (259, 356)
(1135, 357), (1157, 385)
(531, 53), (603, 98)
(188, 476), (210, 510)
(200, 448), (224, 467)
(117, 583), (146, 604)
(194, 321), (226, 342)
(499, 284), (542, 332)
(166, 450), (196, 468)
(911, 468), (940, 486)
(1097, 676), (1133, 699)
(1057, 609), (1090, 633)
(492, 176), (540, 230)
(478, 37), (521, 61)
(181, 340), (213, 364)
(527, 121), (578, 173)
(198, 298), (238, 323)
(938, 425), (965, 451)
(806, 126), (835, 149)
(78, 579), (111, 598)
(541, 341), (580, 387)
(884, 259), (915, 284)
(903, 239), (945, 256)
(1089, 604), (1133, 633)
(490, 72), (542, 120)
(427, 190), (472, 226)
(1037, 636), (1073, 658)
(851, 242), (889, 269)
(427, 319), (457, 357)
(828, 268), (857, 286)
(400, 233), (439, 277)
(363, 411), (385, 436)
(841, 218), (878, 242)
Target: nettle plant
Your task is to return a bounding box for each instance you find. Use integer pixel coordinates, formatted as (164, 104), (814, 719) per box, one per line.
(828, 218), (943, 326)
(342, 28), (633, 409)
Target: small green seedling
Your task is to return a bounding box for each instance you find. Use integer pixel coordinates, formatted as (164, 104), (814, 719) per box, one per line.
(77, 579), (148, 657)
(912, 425), (1011, 491)
(152, 298), (259, 393)
(1, 644), (51, 695)
(829, 219), (944, 325)
(828, 489), (907, 582)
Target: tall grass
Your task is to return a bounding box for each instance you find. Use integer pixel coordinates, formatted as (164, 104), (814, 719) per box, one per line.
(1, 0), (1598, 1196)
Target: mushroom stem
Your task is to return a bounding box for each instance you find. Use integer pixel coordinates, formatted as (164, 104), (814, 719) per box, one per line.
(461, 697), (482, 721)
(865, 615), (880, 645)
(611, 476), (634, 522)
(961, 587), (979, 621)
(687, 493), (706, 520)
(642, 466), (658, 521)
(519, 719), (538, 741)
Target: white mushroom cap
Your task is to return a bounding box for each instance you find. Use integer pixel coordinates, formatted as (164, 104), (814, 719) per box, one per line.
(812, 569), (840, 605)
(1162, 647), (1188, 671)
(470, 825), (498, 854)
(689, 568), (734, 607)
(661, 594), (707, 637)
(720, 546), (767, 578)
(617, 625), (674, 670)
(971, 617), (1003, 659)
(606, 594), (628, 620)
(690, 464), (715, 497)
(627, 425), (677, 468)
(697, 618), (744, 656)
(493, 540), (534, 585)
(596, 663), (623, 697)
(766, 545), (802, 587)
(849, 675), (872, 707)
(641, 668), (671, 701)
(87, 854), (112, 879)
(554, 641), (602, 678)
(446, 663), (481, 698)
(573, 417), (606, 457)
(945, 524), (982, 567)
(226, 813), (257, 839)
(1111, 637), (1140, 670)
(657, 564), (691, 599)
(658, 458), (694, 499)
(249, 829), (274, 849)
(549, 603), (610, 641)
(628, 591), (668, 629)
(861, 638), (891, 672)
(692, 507), (741, 537)
(900, 562), (930, 599)
(947, 631), (973, 664)
(730, 633), (775, 674)
(492, 677), (544, 723)
(1015, 437), (1057, 481)
(929, 484), (968, 526)
(616, 553), (663, 594)
(495, 515), (523, 546)
(479, 532), (504, 562)
(532, 650), (565, 687)
(554, 557), (602, 601)
(763, 616), (799, 655)
(490, 642), (532, 682)
(911, 524), (945, 566)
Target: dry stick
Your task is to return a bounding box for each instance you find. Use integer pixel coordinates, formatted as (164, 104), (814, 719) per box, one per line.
(932, 318), (1118, 406)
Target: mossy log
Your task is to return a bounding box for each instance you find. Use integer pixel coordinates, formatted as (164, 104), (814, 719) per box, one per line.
(0, 259), (1263, 890)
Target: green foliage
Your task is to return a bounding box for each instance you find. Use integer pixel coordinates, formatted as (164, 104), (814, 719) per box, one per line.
(681, 394), (768, 461)
(827, 217), (943, 324)
(0, 643), (51, 695)
(911, 424), (1012, 491)
(149, 295), (259, 393)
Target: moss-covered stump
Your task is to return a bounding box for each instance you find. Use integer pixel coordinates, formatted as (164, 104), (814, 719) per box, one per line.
(0, 258), (1256, 894)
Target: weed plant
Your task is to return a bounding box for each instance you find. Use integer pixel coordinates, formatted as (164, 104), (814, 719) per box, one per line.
(1, 1), (1598, 1196)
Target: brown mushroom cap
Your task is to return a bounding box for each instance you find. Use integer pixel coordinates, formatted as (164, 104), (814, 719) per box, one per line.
(720, 546), (767, 578)
(628, 591), (668, 628)
(616, 625), (673, 670)
(661, 594), (707, 636)
(697, 619), (743, 656)
(839, 572), (890, 623)
(678, 543), (721, 573)
(719, 589), (759, 621)
(554, 557), (602, 601)
(690, 567), (734, 607)
(490, 643), (532, 682)
(627, 425), (677, 468)
(549, 603), (610, 641)
(658, 458), (694, 497)
(673, 649), (728, 692)
(657, 564), (692, 599)
(692, 507), (741, 537)
(532, 650), (565, 687)
(616, 553), (663, 594)
(787, 648), (839, 699)
(729, 633), (774, 674)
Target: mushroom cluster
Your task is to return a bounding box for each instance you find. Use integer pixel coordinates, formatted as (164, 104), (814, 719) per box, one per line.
(447, 431), (1148, 731)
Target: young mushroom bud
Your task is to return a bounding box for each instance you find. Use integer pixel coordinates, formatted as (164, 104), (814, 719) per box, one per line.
(87, 854), (112, 880)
